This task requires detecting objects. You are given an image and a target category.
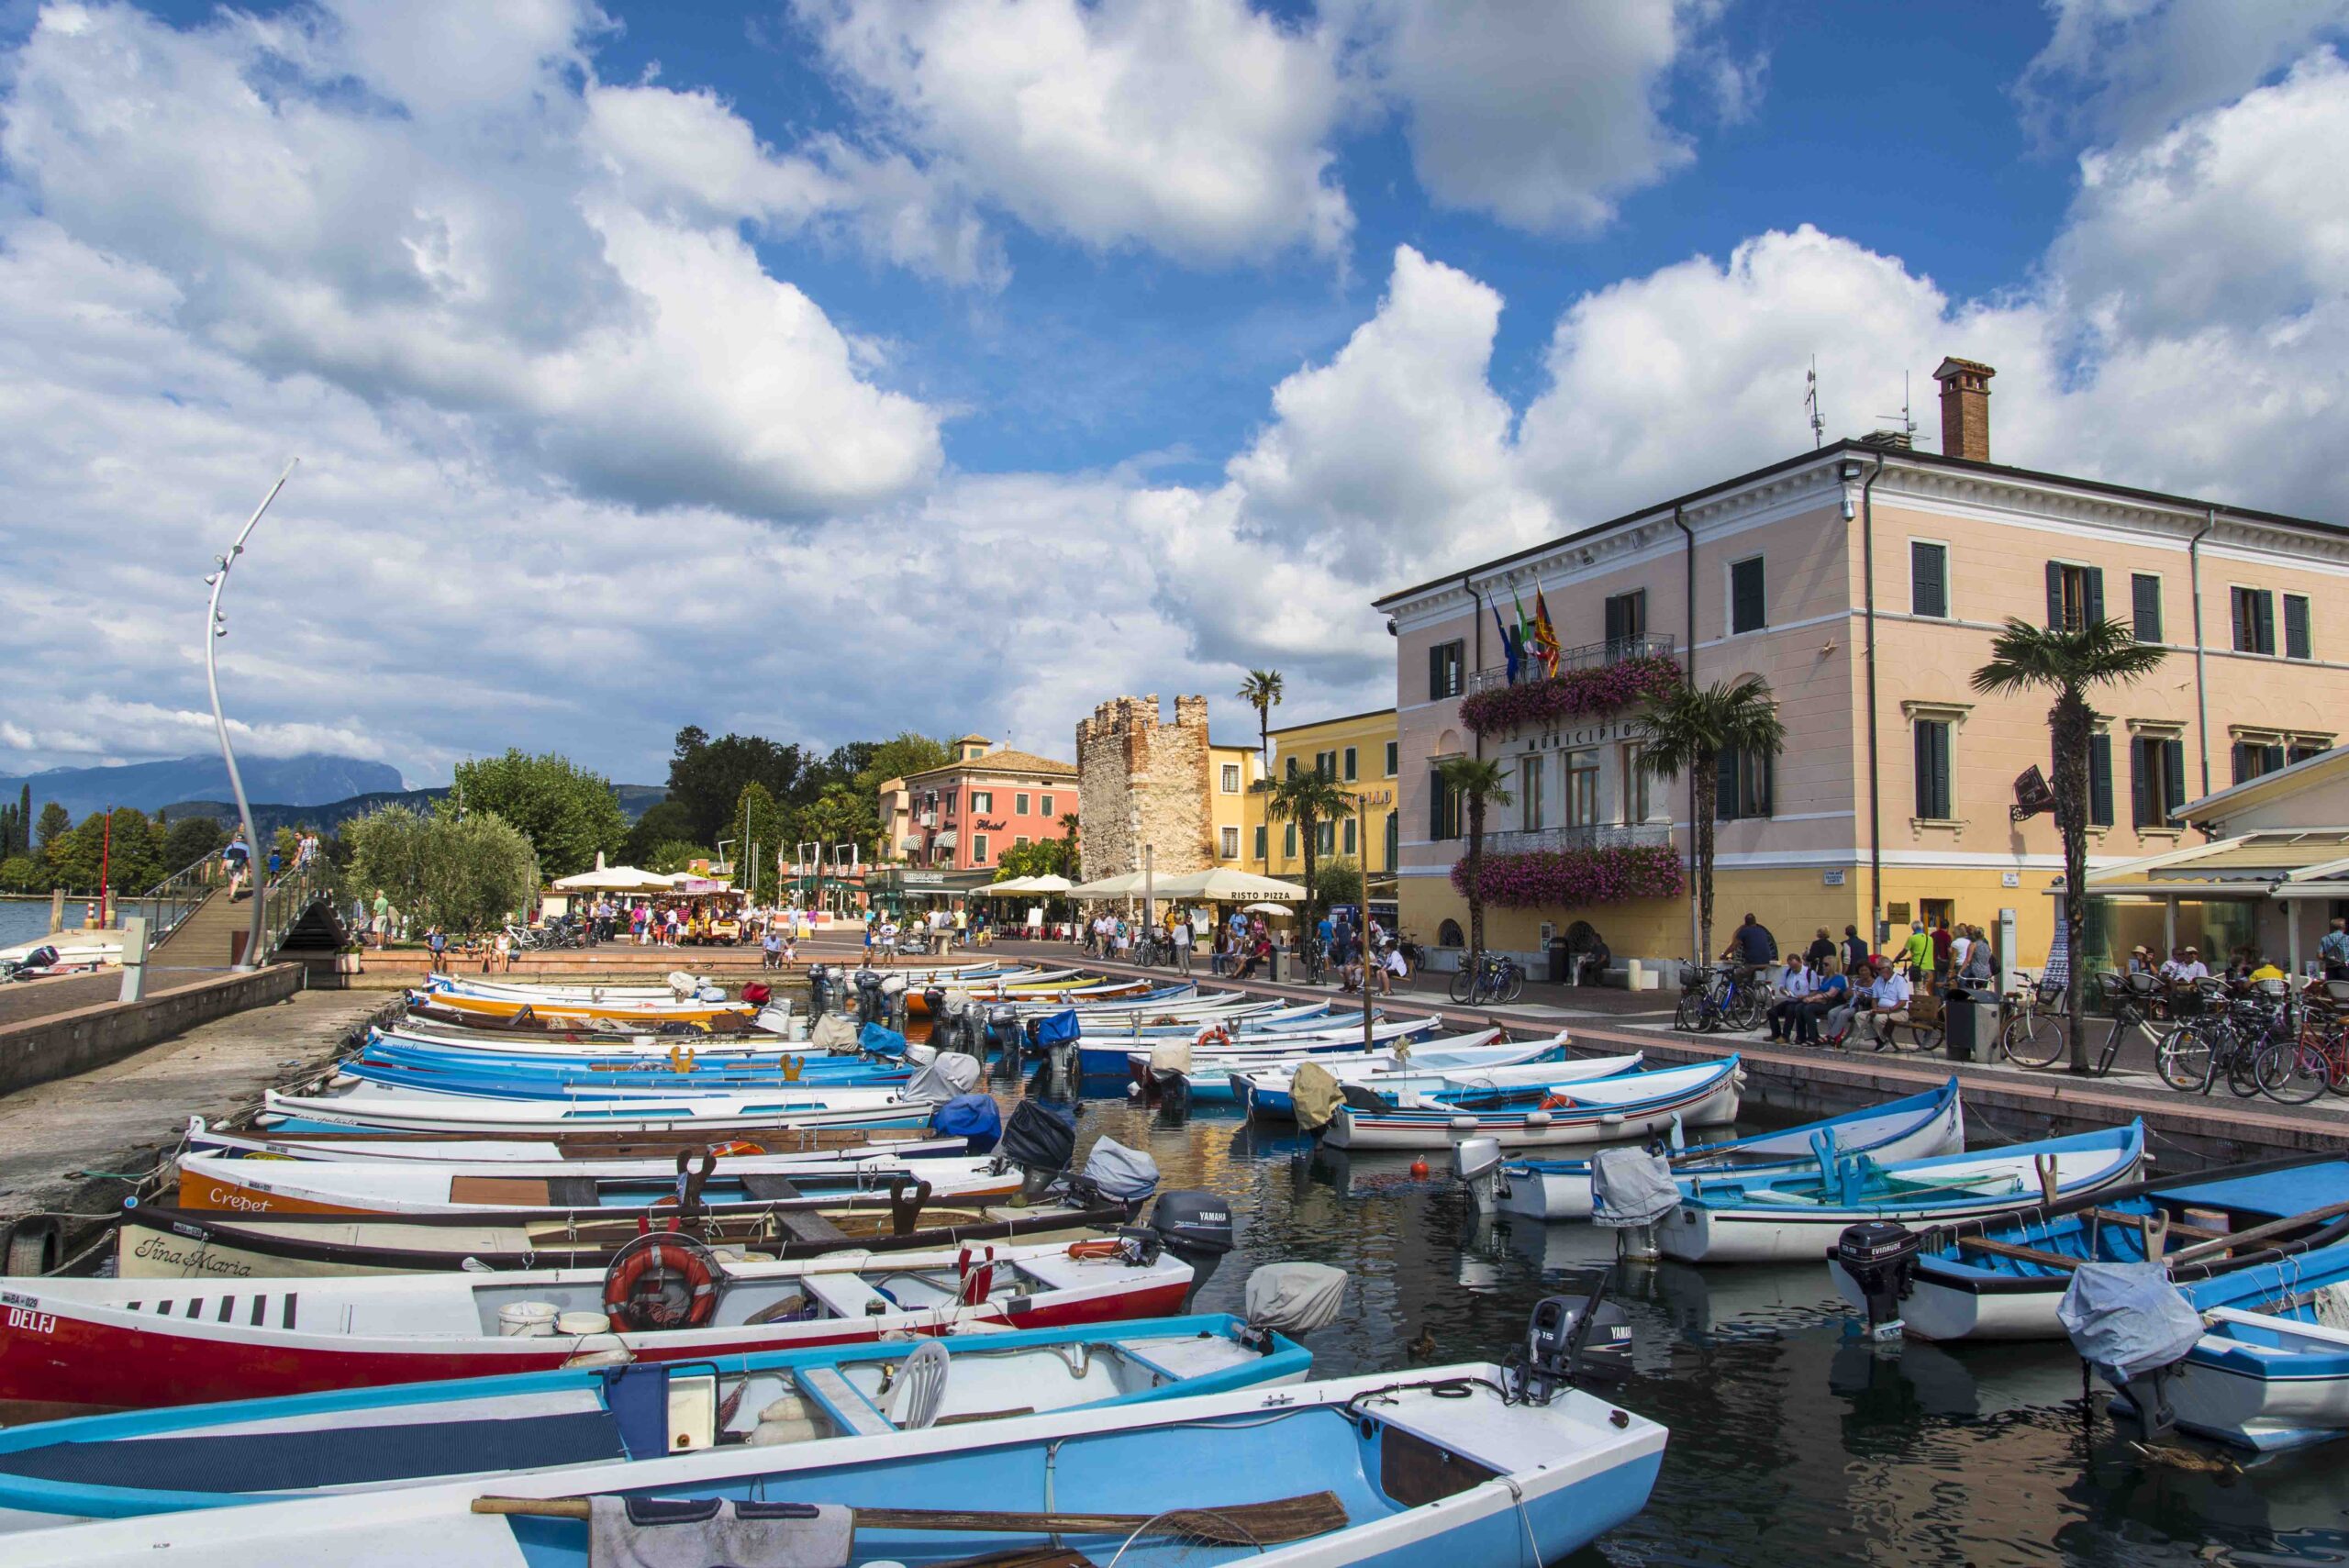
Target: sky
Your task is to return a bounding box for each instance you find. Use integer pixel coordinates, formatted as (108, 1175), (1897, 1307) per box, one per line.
(4, 0), (2348, 788)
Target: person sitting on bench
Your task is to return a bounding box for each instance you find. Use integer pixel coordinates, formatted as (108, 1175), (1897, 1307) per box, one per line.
(1826, 957), (1910, 1051)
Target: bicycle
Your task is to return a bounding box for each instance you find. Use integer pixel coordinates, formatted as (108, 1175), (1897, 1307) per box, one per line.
(1674, 962), (1769, 1033)
(2158, 982), (2281, 1096)
(1297, 939), (1330, 987)
(1448, 951), (1525, 1006)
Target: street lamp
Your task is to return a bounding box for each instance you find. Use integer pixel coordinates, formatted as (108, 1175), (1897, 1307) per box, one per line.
(205, 460), (298, 971)
(1353, 788), (1394, 1052)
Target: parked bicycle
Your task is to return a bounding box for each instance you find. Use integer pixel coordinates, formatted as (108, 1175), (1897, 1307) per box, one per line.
(1449, 951), (1525, 1006)
(1675, 962), (1768, 1033)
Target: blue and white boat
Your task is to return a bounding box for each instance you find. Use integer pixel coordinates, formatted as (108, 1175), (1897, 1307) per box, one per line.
(1230, 1035), (1609, 1117)
(338, 1047), (916, 1098)
(1324, 1058), (1745, 1152)
(2065, 1241), (2349, 1451)
(1849, 1152), (2349, 1341)
(258, 1084), (942, 1137)
(1661, 1121), (2146, 1264)
(1074, 1016), (1433, 1076)
(3, 1357), (1665, 1568)
(1467, 1077), (1966, 1221)
(0, 1315), (1313, 1532)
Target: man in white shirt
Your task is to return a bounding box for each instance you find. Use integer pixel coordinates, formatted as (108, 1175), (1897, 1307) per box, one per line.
(2161, 946), (2210, 983)
(1765, 954), (1816, 1042)
(1828, 959), (1911, 1051)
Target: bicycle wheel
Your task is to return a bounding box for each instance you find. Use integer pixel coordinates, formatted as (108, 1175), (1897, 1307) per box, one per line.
(1674, 992), (1702, 1031)
(1500, 966), (1525, 1004)
(1448, 968), (1474, 1004)
(2328, 1042), (2349, 1097)
(1999, 1010), (2066, 1069)
(2226, 1041), (2266, 1097)
(2155, 1026), (2214, 1091)
(1897, 1020), (1943, 1053)
(2259, 1039), (2332, 1105)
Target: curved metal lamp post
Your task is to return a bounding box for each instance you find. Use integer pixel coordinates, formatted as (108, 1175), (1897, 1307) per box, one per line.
(205, 461), (298, 970)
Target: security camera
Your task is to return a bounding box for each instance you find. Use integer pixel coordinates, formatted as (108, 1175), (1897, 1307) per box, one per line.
(1386, 618), (1397, 637)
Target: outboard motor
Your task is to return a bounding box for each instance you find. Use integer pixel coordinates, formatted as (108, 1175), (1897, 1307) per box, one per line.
(852, 969), (885, 1026)
(1834, 1220), (1921, 1341)
(806, 964), (834, 1024)
(997, 1099), (1076, 1204)
(985, 1005), (1022, 1058)
(1451, 1137), (1507, 1213)
(923, 986), (948, 1029)
(2057, 1261), (2206, 1443)
(878, 972), (910, 1031)
(1150, 1189), (1235, 1307)
(1514, 1271), (1634, 1403)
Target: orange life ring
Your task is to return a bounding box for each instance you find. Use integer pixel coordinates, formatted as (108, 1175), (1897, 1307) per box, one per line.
(1538, 1093), (1575, 1111)
(707, 1140), (765, 1158)
(1195, 1022), (1231, 1049)
(603, 1235), (720, 1331)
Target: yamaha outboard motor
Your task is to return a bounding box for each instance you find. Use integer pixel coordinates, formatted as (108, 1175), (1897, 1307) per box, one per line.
(1150, 1189), (1235, 1307)
(1834, 1221), (1921, 1341)
(997, 1098), (1076, 1204)
(852, 969), (885, 1026)
(1512, 1268), (1633, 1404)
(806, 964), (834, 1024)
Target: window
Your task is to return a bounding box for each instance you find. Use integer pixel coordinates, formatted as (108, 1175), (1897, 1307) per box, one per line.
(2131, 573), (2163, 643)
(1384, 741), (1398, 776)
(1316, 820), (1335, 857)
(1040, 795), (1054, 817)
(2286, 594), (2312, 661)
(1428, 639), (1464, 699)
(1286, 755), (1298, 780)
(1220, 764), (1241, 794)
(2046, 562), (2105, 632)
(2233, 740), (2286, 784)
(1520, 754), (1545, 831)
(2127, 735), (2187, 826)
(1219, 826), (1240, 859)
(1429, 769), (1461, 840)
(1730, 556), (1766, 634)
(1383, 811), (1397, 871)
(1253, 825), (1267, 861)
(1015, 835), (1030, 849)
(1341, 817), (1356, 855)
(1342, 746), (1358, 781)
(1624, 744), (1653, 823)
(1014, 793), (1030, 815)
(2232, 587), (2277, 654)
(2088, 734), (2114, 828)
(1913, 720), (1953, 819)
(1284, 823), (1297, 859)
(1568, 751), (1602, 828)
(941, 794), (954, 819)
(1716, 748), (1773, 820)
(970, 791), (993, 813)
(1910, 542), (1948, 619)
(1604, 590), (1647, 651)
(1315, 750), (1337, 779)
(971, 834), (988, 864)
(2291, 738), (2332, 764)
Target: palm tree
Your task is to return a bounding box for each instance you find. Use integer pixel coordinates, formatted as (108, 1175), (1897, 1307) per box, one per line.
(1262, 766), (1353, 937)
(1237, 670), (1284, 873)
(1434, 756), (1514, 968)
(1630, 676), (1786, 962)
(1972, 616), (2166, 1072)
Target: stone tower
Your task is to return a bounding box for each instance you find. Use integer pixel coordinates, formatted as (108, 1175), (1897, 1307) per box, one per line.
(1074, 695), (1216, 882)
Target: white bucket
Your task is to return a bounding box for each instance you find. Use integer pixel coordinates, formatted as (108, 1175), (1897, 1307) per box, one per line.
(497, 1301), (560, 1337)
(557, 1310), (612, 1336)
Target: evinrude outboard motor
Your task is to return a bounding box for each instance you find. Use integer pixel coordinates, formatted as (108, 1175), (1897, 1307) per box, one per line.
(1451, 1137), (1506, 1212)
(852, 969), (885, 1026)
(1150, 1189), (1235, 1308)
(806, 964), (834, 1024)
(997, 1099), (1076, 1204)
(1834, 1220), (1921, 1341)
(1513, 1269), (1633, 1404)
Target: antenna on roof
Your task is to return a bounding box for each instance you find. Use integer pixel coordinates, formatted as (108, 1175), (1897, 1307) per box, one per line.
(1804, 357), (1824, 449)
(1875, 372), (1920, 448)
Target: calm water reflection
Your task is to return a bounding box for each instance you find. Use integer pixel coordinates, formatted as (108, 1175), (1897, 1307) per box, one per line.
(1049, 1083), (2349, 1568)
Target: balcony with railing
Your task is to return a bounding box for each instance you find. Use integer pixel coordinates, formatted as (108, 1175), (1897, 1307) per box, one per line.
(1465, 632), (1676, 695)
(1484, 821), (1674, 855)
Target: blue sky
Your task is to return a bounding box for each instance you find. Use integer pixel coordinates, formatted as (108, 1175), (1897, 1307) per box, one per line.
(2, 0), (2345, 789)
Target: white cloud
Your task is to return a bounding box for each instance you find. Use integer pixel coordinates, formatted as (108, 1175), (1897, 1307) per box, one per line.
(2018, 0), (2349, 147)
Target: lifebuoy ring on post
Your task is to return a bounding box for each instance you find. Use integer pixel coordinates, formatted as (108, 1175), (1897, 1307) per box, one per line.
(1194, 1022), (1231, 1050)
(602, 1230), (723, 1331)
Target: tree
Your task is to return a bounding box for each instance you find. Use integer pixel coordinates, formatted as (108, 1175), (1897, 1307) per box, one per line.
(851, 733), (952, 795)
(1434, 757), (1514, 966)
(35, 801), (70, 853)
(1973, 616), (2166, 1072)
(1312, 855), (1362, 913)
(665, 727), (807, 848)
(452, 750), (627, 878)
(345, 805), (431, 932)
(732, 782), (788, 899)
(346, 801), (538, 937)
(162, 814), (228, 873)
(643, 839), (707, 874)
(1261, 766), (1353, 934)
(794, 784), (875, 865)
(40, 808), (162, 893)
(0, 856), (36, 893)
(1237, 671), (1283, 872)
(622, 799), (698, 866)
(1630, 676), (1787, 962)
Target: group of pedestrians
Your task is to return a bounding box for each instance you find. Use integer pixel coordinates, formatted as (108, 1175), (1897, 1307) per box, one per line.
(1753, 915), (2000, 1051)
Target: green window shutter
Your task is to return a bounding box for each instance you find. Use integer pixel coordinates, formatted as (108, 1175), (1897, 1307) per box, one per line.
(2286, 595), (2311, 660)
(1912, 725), (1932, 817)
(2163, 739), (2187, 817)
(2045, 562), (2065, 628)
(1605, 595), (1627, 645)
(2088, 735), (2113, 827)
(1731, 559), (1765, 632)
(2085, 568), (2106, 626)
(2132, 574), (2162, 642)
(2232, 590), (2250, 651)
(1911, 543), (1946, 617)
(1343, 747), (1358, 781)
(1427, 643), (1444, 699)
(1284, 823), (1297, 858)
(2131, 739), (2154, 827)
(2255, 593), (2276, 654)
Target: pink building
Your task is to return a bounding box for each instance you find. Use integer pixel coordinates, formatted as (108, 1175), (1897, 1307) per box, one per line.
(890, 736), (1077, 873)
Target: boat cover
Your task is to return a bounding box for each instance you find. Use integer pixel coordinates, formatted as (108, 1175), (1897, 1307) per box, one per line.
(904, 1052), (983, 1104)
(1080, 1138), (1160, 1201)
(807, 1014), (861, 1052)
(1148, 1040), (1193, 1074)
(999, 1099), (1075, 1173)
(1591, 1147), (1680, 1228)
(930, 1093), (1003, 1151)
(2058, 1262), (2205, 1380)
(1245, 1262), (1347, 1335)
(1031, 1009), (1082, 1046)
(857, 1021), (908, 1057)
(1288, 1062), (1344, 1132)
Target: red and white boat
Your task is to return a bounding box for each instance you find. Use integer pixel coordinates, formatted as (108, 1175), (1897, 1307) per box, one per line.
(0, 1238), (1192, 1421)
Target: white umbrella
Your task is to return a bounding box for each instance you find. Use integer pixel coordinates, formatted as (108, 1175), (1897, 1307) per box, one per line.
(1242, 901), (1297, 917)
(1020, 874), (1075, 893)
(550, 864), (683, 892)
(1068, 870), (1152, 899)
(1155, 867), (1308, 902)
(980, 877), (1038, 895)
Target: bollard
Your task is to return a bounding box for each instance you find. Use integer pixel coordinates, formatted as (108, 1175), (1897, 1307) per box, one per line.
(117, 916), (150, 1004)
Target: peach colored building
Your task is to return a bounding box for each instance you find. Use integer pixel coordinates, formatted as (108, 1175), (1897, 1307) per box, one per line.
(1376, 358), (2349, 977)
(887, 736), (1076, 873)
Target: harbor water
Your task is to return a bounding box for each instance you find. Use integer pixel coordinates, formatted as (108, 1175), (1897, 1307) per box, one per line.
(1067, 1085), (2349, 1568)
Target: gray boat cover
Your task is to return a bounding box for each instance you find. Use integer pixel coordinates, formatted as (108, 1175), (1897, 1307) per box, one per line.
(807, 1013), (862, 1052)
(1591, 1147), (1680, 1228)
(904, 1051), (983, 1104)
(1080, 1137), (1161, 1200)
(2058, 1262), (2206, 1381)
(1245, 1262), (1347, 1335)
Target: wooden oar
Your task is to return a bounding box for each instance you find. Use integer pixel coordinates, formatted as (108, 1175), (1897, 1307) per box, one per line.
(2163, 1200), (2349, 1267)
(472, 1491), (1350, 1545)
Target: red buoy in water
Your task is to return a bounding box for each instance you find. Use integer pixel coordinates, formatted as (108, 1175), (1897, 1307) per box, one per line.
(1409, 1158), (1430, 1179)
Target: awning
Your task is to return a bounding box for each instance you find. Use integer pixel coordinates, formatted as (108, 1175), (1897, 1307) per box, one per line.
(933, 830), (958, 849)
(2084, 829), (2349, 900)
(1152, 867), (1308, 902)
(1068, 870), (1152, 898)
(549, 864), (681, 892)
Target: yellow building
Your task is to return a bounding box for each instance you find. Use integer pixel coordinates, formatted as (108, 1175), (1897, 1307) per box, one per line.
(1243, 707), (1400, 894)
(1208, 739), (1265, 867)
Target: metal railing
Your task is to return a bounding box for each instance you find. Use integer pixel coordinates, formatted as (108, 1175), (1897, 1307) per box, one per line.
(1465, 632), (1676, 695)
(137, 851), (231, 948)
(255, 857), (342, 957)
(1484, 822), (1673, 855)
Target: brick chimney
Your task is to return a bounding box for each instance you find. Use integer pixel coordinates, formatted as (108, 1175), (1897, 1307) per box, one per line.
(1932, 357), (1994, 462)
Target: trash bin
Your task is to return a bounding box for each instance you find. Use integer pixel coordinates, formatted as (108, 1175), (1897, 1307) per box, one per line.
(1943, 985), (1992, 1062)
(1548, 936), (1573, 985)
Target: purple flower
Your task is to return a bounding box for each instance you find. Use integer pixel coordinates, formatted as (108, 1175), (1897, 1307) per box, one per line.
(1450, 843), (1685, 908)
(1459, 656), (1683, 737)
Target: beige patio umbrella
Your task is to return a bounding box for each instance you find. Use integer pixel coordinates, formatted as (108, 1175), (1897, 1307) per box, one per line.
(979, 876), (1039, 895)
(1067, 870), (1152, 899)
(1154, 867), (1308, 902)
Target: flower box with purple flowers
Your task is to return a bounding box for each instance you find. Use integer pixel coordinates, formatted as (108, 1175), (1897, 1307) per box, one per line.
(1457, 655), (1683, 736)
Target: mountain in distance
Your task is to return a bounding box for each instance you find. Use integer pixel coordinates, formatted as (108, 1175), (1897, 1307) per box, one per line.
(161, 784), (667, 835)
(1, 753), (406, 822)
(615, 784), (667, 821)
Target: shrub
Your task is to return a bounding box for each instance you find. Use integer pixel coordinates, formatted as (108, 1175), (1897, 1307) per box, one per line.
(1450, 843), (1685, 908)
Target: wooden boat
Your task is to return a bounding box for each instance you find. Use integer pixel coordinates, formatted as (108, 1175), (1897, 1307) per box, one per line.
(184, 1118), (964, 1165)
(416, 991), (760, 1029)
(1661, 1122), (2147, 1265)
(172, 1150), (1021, 1218)
(1853, 1152), (2349, 1340)
(259, 1084), (941, 1137)
(0, 1314), (1311, 1531)
(1322, 1058), (1744, 1152)
(907, 977), (1159, 1017)
(1075, 1016), (1435, 1076)
(373, 1019), (818, 1058)
(0, 1358), (1666, 1567)
(337, 1045), (913, 1096)
(1472, 1077), (1966, 1221)
(115, 1194), (1121, 1279)
(0, 1236), (1197, 1421)
(1233, 1035), (1602, 1118)
(1205, 1047), (1639, 1115)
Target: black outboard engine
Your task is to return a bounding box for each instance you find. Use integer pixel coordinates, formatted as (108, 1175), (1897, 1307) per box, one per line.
(1514, 1270), (1633, 1404)
(923, 986), (948, 1029)
(806, 964), (834, 1024)
(1835, 1220), (1921, 1340)
(997, 1099), (1076, 1203)
(1150, 1190), (1235, 1307)
(852, 969), (885, 1026)
(985, 1005), (1021, 1058)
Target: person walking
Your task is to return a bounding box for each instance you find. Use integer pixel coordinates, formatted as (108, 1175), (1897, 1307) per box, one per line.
(370, 889), (390, 951)
(2323, 917), (2349, 981)
(1931, 919), (1954, 979)
(1172, 912), (1193, 975)
(1898, 921), (1932, 982)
